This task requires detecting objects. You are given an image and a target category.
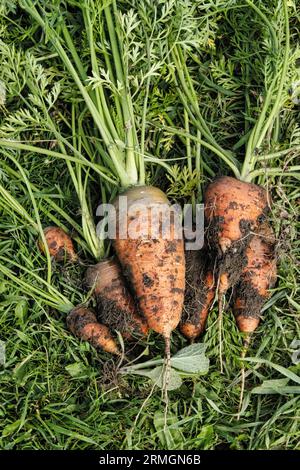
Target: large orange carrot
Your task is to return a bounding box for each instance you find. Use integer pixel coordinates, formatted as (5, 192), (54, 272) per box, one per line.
(66, 306), (120, 355)
(85, 257), (148, 339)
(233, 222), (277, 333)
(113, 186), (185, 361)
(180, 250), (215, 340)
(39, 226), (77, 262)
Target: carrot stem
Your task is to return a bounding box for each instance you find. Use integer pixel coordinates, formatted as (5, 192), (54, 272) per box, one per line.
(163, 335), (171, 433)
(237, 335), (251, 420)
(218, 292), (224, 375)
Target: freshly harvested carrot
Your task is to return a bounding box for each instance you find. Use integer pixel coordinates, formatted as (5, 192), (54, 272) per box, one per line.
(232, 222), (277, 415)
(233, 222), (277, 333)
(39, 226), (77, 262)
(180, 250), (215, 340)
(204, 176), (269, 295)
(204, 176), (271, 372)
(85, 257), (149, 339)
(66, 305), (120, 355)
(113, 185), (185, 361)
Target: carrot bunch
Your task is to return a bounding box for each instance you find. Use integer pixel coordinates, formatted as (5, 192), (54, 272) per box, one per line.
(18, 0), (284, 374)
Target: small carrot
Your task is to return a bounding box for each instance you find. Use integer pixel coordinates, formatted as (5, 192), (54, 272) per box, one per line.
(233, 222), (277, 333)
(39, 226), (77, 262)
(180, 250), (215, 340)
(66, 305), (120, 355)
(232, 222), (277, 416)
(85, 257), (148, 339)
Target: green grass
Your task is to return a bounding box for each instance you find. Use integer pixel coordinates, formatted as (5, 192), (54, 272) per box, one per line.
(0, 0), (299, 450)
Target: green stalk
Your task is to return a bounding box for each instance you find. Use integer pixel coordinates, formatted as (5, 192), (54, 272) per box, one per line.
(241, 1), (290, 181)
(104, 2), (138, 185)
(260, 146), (300, 160)
(71, 104), (103, 260)
(150, 121), (239, 178)
(162, 114), (214, 177)
(61, 22), (87, 82)
(20, 0), (130, 187)
(196, 129), (202, 201)
(0, 140), (117, 185)
(0, 183), (37, 229)
(249, 166), (300, 180)
(255, 4), (290, 150)
(245, 0), (279, 53)
(183, 108), (196, 217)
(82, 4), (120, 142)
(139, 72), (149, 185)
(139, 31), (153, 186)
(188, 53), (236, 97)
(101, 32), (124, 130)
(171, 45), (237, 169)
(184, 109), (192, 173)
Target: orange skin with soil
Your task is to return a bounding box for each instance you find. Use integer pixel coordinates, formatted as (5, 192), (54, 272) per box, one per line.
(39, 226), (77, 262)
(113, 186), (185, 340)
(233, 223), (277, 333)
(204, 176), (269, 255)
(180, 270), (215, 340)
(66, 306), (120, 355)
(85, 258), (148, 338)
(204, 176), (270, 299)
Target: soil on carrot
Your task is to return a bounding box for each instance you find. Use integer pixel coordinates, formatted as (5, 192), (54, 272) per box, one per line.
(233, 241), (278, 319)
(84, 263), (119, 293)
(142, 273), (154, 287)
(121, 263), (134, 286)
(181, 250), (211, 327)
(66, 307), (96, 334)
(165, 240), (178, 253)
(205, 210), (271, 289)
(67, 306), (118, 351)
(96, 294), (144, 337)
(41, 226), (76, 261)
(233, 280), (266, 319)
(206, 219), (248, 288)
(218, 242), (249, 289)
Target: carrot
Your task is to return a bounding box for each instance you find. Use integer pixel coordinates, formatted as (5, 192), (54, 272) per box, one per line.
(204, 176), (269, 295)
(66, 305), (120, 355)
(180, 250), (215, 340)
(232, 222), (277, 416)
(233, 222), (277, 333)
(85, 257), (149, 339)
(113, 185), (185, 388)
(39, 226), (77, 262)
(113, 186), (185, 340)
(204, 176), (270, 372)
